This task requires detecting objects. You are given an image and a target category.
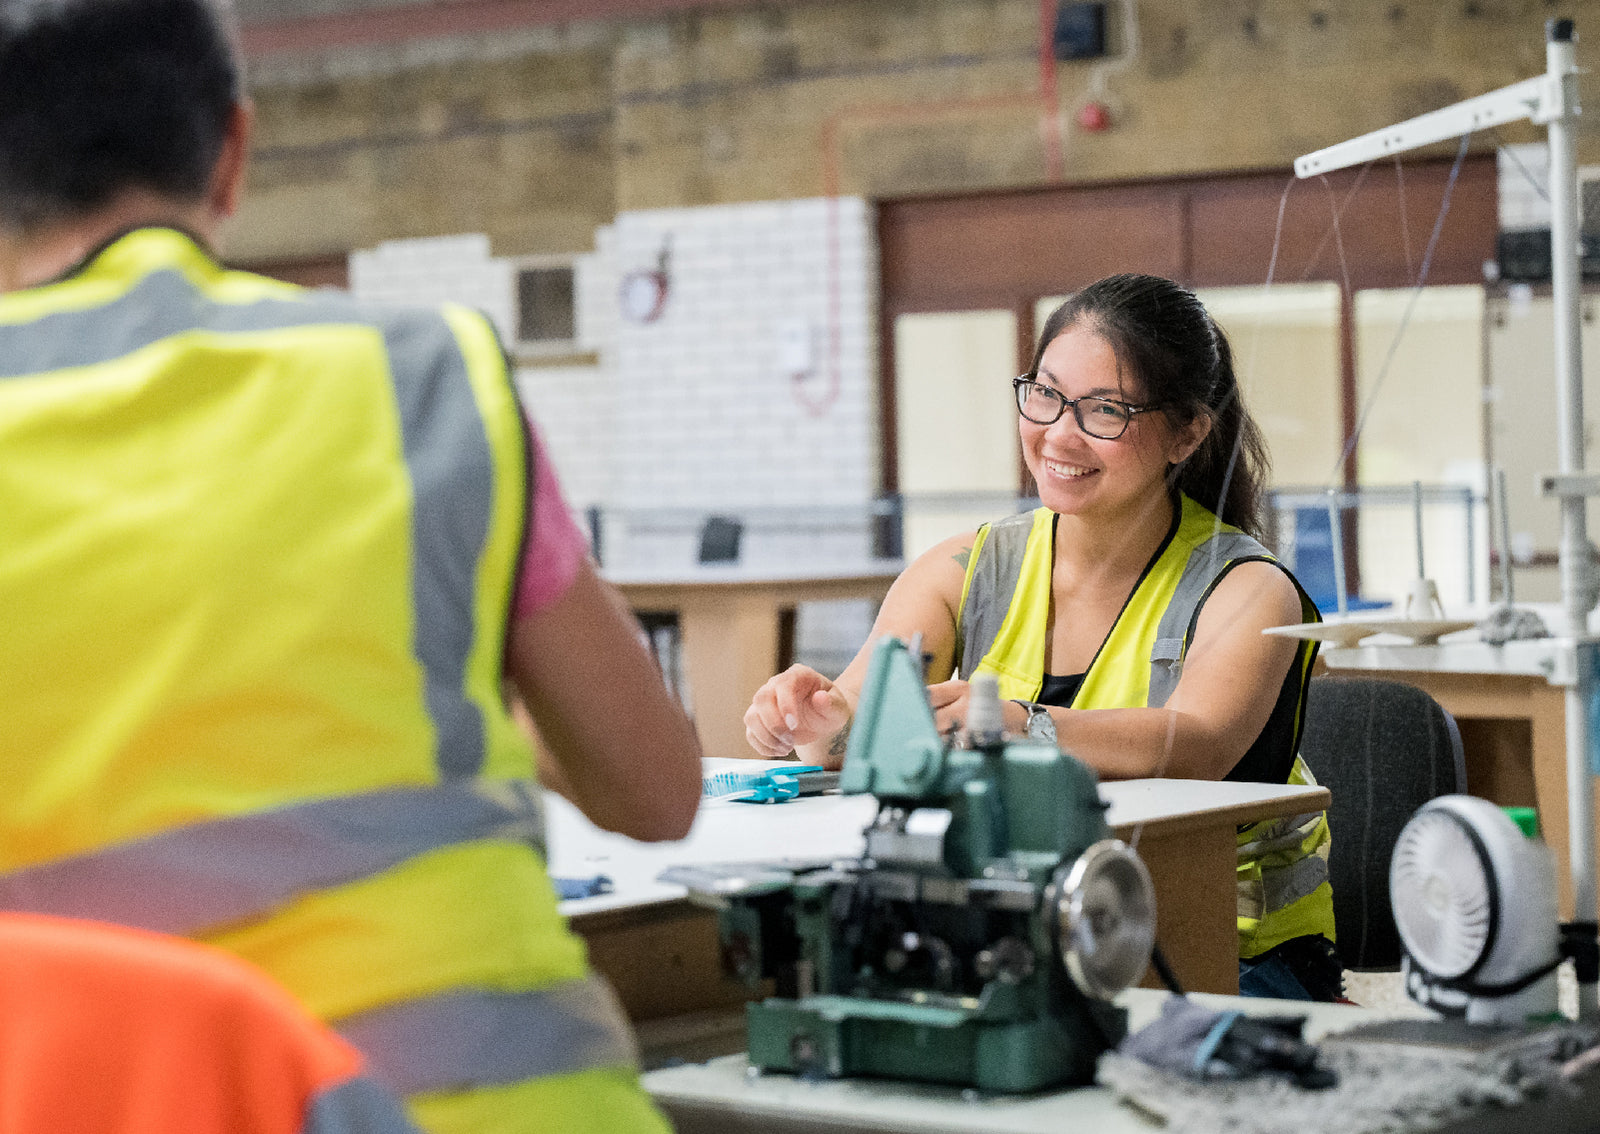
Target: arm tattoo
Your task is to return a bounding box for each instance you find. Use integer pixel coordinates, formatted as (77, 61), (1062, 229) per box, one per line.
(827, 727), (850, 758)
(951, 545), (972, 570)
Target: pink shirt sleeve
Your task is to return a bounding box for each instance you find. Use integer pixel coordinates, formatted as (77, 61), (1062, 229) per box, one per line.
(513, 422), (590, 619)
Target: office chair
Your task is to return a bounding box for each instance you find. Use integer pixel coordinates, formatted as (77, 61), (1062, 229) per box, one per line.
(1297, 676), (1467, 970)
(636, 610), (689, 710)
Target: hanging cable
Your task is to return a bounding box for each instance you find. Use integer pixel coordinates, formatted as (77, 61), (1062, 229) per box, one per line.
(1323, 133), (1472, 489)
(1394, 157), (1415, 281)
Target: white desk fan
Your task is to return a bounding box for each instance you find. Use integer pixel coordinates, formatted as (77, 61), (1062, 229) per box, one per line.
(1392, 796), (1563, 1025)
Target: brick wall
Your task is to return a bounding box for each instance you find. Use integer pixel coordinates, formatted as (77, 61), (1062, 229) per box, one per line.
(349, 195), (883, 667)
(234, 0), (1598, 263)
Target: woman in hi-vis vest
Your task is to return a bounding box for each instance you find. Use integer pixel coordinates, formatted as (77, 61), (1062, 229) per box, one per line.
(745, 273), (1338, 1002)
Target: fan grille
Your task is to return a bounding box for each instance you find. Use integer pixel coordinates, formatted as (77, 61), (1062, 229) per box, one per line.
(1390, 809), (1493, 978)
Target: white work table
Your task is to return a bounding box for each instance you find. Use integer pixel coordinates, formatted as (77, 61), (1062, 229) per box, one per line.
(643, 989), (1441, 1134)
(1313, 613), (1593, 918)
(549, 774), (1329, 1018)
(642, 985), (1600, 1134)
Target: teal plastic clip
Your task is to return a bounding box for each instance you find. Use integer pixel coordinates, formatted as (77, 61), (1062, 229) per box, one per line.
(702, 765), (826, 804)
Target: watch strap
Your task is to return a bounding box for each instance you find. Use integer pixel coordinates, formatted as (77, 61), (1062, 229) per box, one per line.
(1013, 700), (1057, 743)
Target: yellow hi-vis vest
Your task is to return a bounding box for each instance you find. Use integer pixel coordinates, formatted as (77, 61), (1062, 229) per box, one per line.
(954, 495), (1335, 959)
(0, 228), (666, 1133)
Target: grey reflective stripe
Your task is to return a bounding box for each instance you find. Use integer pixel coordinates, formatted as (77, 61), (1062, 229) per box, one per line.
(379, 308), (494, 778)
(304, 1077), (425, 1134)
(0, 269), (226, 378)
(0, 254), (501, 778)
(335, 975), (639, 1097)
(0, 780), (544, 936)
(1146, 530), (1269, 707)
(1237, 807), (1330, 914)
(1260, 851), (1330, 913)
(0, 267), (373, 378)
(958, 511), (1036, 678)
(1236, 810), (1326, 858)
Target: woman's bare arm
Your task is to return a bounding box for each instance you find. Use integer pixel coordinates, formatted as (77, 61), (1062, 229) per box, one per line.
(1026, 561), (1307, 780)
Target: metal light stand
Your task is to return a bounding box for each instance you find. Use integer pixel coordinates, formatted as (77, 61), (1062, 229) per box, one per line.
(1297, 19), (1599, 1017)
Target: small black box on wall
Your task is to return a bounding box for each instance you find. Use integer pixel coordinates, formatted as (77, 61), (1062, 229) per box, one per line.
(1497, 228), (1600, 282)
(1497, 229), (1551, 281)
(1054, 1), (1107, 61)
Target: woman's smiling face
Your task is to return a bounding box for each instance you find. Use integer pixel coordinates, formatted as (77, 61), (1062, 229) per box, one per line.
(1020, 322), (1206, 523)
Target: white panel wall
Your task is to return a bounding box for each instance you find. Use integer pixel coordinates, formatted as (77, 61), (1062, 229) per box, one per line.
(893, 310), (1021, 561)
(513, 365), (616, 523)
(605, 196), (880, 573)
(1488, 289), (1600, 603)
(348, 233), (515, 338)
(1197, 283), (1345, 490)
(348, 200), (884, 669)
(349, 232), (615, 520)
(1498, 142), (1551, 233)
(1353, 285), (1486, 610)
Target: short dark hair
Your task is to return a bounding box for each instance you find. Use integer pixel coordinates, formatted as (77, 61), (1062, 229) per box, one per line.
(1033, 274), (1271, 536)
(0, 0), (241, 232)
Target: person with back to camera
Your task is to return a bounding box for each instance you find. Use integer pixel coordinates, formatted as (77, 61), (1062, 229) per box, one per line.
(0, 0), (702, 1130)
(745, 274), (1339, 1002)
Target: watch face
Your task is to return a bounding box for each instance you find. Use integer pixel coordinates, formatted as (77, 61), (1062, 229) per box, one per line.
(619, 270), (666, 323)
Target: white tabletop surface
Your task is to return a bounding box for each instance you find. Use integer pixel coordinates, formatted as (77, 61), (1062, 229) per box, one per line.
(1260, 600), (1597, 684)
(549, 769), (1328, 918)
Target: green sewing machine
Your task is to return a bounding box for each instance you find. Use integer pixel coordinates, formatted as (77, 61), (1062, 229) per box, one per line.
(677, 636), (1157, 1093)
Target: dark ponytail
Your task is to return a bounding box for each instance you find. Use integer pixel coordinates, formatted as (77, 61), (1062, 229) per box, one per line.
(1178, 317), (1270, 535)
(1034, 275), (1271, 537)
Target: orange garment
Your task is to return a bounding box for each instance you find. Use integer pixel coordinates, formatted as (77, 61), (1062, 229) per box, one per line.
(0, 913), (416, 1134)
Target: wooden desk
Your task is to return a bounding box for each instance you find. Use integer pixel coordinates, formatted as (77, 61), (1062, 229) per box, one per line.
(605, 566), (900, 759)
(550, 777), (1329, 1019)
(1319, 637), (1591, 917)
(1105, 779), (1330, 996)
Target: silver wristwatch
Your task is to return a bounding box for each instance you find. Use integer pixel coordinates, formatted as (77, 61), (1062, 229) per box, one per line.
(1015, 700), (1057, 744)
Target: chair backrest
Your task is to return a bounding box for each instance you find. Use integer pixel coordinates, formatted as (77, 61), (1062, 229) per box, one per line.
(1297, 676), (1467, 971)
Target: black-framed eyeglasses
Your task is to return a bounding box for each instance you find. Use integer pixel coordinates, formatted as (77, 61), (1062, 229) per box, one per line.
(1012, 376), (1159, 440)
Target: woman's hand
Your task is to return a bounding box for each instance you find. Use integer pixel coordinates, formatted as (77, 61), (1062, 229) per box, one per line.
(741, 530), (974, 766)
(744, 664), (853, 761)
(928, 680), (1032, 739)
(926, 679), (971, 736)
